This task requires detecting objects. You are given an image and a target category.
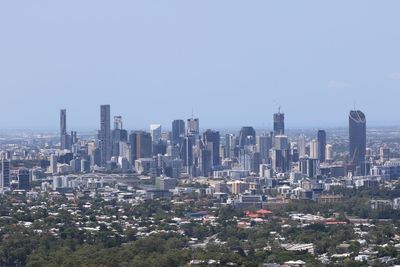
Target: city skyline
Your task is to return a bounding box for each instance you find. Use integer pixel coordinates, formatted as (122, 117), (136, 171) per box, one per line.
(52, 106), (372, 135)
(0, 104), (398, 133)
(0, 112), (397, 133)
(2, 2), (400, 266)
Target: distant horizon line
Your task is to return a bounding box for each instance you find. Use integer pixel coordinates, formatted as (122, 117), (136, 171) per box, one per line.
(1, 123), (400, 134)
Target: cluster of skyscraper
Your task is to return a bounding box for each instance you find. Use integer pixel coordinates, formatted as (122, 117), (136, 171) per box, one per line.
(55, 105), (368, 179)
(0, 154), (30, 190)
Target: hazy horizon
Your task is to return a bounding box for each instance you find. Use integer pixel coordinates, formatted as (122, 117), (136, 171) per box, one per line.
(2, 120), (400, 134)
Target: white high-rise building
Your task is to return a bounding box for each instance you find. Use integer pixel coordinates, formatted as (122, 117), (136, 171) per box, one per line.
(50, 154), (58, 174)
(150, 124), (162, 143)
(187, 118), (199, 136)
(325, 144), (333, 161)
(114, 116), (123, 130)
(309, 139), (319, 159)
(298, 135), (306, 158)
(119, 142), (132, 163)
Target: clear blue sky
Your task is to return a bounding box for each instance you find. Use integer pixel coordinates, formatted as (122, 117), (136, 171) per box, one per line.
(1, 1), (400, 131)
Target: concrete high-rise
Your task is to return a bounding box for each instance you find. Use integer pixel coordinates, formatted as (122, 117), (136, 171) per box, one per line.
(349, 110), (366, 175)
(317, 130), (326, 162)
(100, 105), (111, 166)
(172, 119), (185, 145)
(273, 111), (285, 135)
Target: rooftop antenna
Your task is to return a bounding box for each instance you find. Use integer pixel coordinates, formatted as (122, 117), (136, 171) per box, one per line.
(191, 108), (194, 119)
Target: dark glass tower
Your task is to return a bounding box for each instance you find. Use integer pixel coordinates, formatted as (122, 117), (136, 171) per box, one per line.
(18, 168), (31, 190)
(172, 119), (185, 145)
(349, 110), (366, 175)
(100, 105), (111, 166)
(60, 109), (66, 136)
(203, 129), (221, 167)
(60, 109), (70, 150)
(273, 112), (285, 135)
(239, 127), (256, 148)
(129, 131), (152, 160)
(180, 135), (194, 174)
(111, 116), (128, 157)
(317, 130), (326, 162)
(1, 159), (10, 188)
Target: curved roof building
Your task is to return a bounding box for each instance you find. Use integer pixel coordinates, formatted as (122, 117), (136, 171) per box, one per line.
(349, 110), (366, 175)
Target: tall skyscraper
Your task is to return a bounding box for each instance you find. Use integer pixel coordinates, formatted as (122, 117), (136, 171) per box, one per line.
(100, 105), (111, 166)
(273, 111), (285, 135)
(271, 135), (290, 173)
(274, 135), (289, 150)
(180, 135), (194, 174)
(172, 119), (185, 145)
(60, 109), (66, 136)
(187, 118), (199, 136)
(0, 159), (10, 188)
(239, 127), (256, 148)
(199, 145), (212, 177)
(70, 131), (77, 145)
(309, 139), (319, 159)
(380, 146), (390, 163)
(349, 110), (366, 175)
(50, 154), (58, 174)
(18, 168), (31, 190)
(256, 135), (272, 162)
(298, 135), (306, 158)
(317, 130), (326, 162)
(150, 124), (162, 143)
(203, 129), (221, 167)
(225, 134), (237, 159)
(129, 131), (152, 160)
(111, 116), (128, 157)
(114, 116), (123, 130)
(60, 109), (70, 150)
(325, 144), (333, 161)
